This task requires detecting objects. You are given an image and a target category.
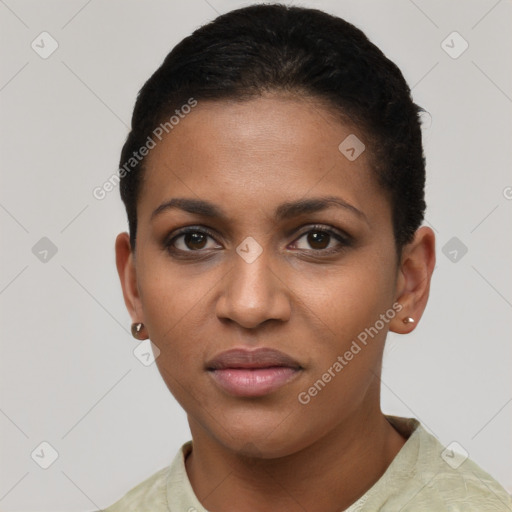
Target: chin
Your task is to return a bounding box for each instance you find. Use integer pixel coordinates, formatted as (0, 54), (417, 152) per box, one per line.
(204, 409), (314, 459)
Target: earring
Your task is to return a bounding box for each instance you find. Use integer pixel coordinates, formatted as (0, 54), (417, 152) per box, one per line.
(403, 317), (415, 324)
(131, 322), (148, 340)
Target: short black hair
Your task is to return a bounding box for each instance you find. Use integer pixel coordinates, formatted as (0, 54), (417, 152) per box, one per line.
(119, 3), (426, 255)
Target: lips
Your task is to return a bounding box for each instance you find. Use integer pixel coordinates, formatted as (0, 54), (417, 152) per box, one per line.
(206, 347), (302, 370)
(206, 348), (302, 397)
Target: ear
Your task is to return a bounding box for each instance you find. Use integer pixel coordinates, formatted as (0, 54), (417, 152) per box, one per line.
(389, 226), (436, 334)
(115, 232), (144, 323)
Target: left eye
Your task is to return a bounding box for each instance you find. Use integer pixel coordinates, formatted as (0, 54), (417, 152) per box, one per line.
(292, 229), (346, 251)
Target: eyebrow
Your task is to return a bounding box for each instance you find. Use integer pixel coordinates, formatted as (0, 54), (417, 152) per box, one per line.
(151, 196), (368, 224)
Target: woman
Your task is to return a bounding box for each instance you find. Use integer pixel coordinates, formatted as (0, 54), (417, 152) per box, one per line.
(107, 4), (511, 511)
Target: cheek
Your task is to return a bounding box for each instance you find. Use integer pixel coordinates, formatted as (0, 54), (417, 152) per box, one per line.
(139, 256), (210, 332)
(137, 265), (214, 388)
(292, 251), (396, 406)
(297, 255), (393, 339)
(141, 268), (215, 408)
(291, 268), (391, 424)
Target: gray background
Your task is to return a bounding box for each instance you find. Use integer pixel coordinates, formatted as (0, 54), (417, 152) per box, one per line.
(0, 0), (511, 510)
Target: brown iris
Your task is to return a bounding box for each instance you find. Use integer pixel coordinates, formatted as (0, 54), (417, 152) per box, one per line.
(307, 231), (330, 250)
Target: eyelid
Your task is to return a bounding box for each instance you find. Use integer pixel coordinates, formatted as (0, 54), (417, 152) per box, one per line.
(292, 223), (352, 243)
(164, 223), (352, 254)
(164, 225), (221, 248)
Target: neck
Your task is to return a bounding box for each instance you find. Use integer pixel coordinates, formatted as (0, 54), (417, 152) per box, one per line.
(185, 407), (407, 512)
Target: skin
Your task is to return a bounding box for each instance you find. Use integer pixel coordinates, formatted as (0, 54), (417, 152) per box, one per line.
(116, 94), (436, 512)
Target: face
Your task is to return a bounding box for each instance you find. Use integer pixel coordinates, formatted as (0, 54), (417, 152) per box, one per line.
(117, 94), (421, 458)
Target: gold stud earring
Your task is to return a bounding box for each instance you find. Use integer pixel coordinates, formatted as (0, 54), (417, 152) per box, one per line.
(403, 317), (415, 324)
(131, 322), (148, 340)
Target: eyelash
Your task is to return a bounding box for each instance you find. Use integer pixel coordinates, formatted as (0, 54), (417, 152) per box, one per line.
(163, 224), (352, 257)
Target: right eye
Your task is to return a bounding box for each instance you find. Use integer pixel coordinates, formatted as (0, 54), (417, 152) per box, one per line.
(165, 227), (222, 253)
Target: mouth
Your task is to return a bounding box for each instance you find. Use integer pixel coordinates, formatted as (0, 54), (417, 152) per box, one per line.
(206, 347), (303, 397)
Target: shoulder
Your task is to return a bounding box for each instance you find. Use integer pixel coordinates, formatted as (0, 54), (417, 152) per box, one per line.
(408, 457), (512, 511)
(377, 417), (512, 511)
(101, 465), (170, 512)
(99, 440), (202, 512)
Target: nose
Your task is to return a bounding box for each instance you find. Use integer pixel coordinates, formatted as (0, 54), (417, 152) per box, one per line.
(215, 244), (292, 329)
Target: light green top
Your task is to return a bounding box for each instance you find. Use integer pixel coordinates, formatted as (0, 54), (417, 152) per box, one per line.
(102, 416), (512, 511)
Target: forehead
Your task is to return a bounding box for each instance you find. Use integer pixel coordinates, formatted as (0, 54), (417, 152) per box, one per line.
(138, 95), (389, 226)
